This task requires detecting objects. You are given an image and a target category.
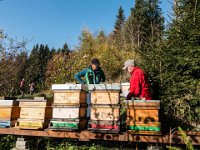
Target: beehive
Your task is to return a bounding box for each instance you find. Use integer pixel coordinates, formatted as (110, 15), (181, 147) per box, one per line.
(49, 118), (87, 130)
(52, 104), (87, 119)
(16, 118), (49, 129)
(0, 100), (20, 128)
(88, 83), (121, 133)
(52, 84), (87, 105)
(49, 84), (88, 131)
(15, 99), (52, 129)
(89, 83), (120, 105)
(126, 100), (161, 132)
(0, 106), (20, 120)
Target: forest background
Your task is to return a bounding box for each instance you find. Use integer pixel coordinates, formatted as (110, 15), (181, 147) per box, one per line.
(0, 0), (200, 131)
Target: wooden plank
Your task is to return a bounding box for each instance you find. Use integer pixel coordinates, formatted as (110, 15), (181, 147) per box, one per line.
(18, 100), (51, 107)
(125, 100), (160, 107)
(0, 128), (199, 145)
(127, 130), (161, 135)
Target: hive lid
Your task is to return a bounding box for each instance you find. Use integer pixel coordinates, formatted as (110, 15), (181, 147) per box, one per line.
(120, 82), (130, 86)
(88, 83), (121, 91)
(52, 84), (86, 90)
(0, 100), (18, 106)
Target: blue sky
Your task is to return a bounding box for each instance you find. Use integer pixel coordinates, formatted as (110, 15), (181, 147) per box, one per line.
(0, 0), (172, 51)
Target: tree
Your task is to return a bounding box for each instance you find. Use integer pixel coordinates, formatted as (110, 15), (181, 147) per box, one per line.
(0, 30), (28, 95)
(113, 6), (126, 49)
(25, 44), (50, 91)
(161, 0), (200, 128)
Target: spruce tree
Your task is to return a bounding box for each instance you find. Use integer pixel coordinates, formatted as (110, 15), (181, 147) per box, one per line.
(61, 43), (70, 55)
(114, 6), (126, 49)
(162, 0), (200, 128)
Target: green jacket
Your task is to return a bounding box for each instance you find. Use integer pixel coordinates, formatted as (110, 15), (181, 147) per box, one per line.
(74, 66), (106, 84)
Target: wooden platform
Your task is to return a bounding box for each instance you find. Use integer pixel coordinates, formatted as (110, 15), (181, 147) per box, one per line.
(0, 128), (200, 145)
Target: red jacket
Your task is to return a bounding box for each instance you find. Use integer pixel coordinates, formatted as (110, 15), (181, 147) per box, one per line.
(126, 67), (151, 100)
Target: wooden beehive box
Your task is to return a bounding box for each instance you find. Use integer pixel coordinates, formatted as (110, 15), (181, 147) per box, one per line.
(52, 84), (87, 104)
(88, 83), (120, 104)
(49, 118), (87, 130)
(0, 106), (20, 120)
(90, 105), (120, 121)
(127, 122), (161, 131)
(126, 109), (159, 123)
(126, 100), (160, 123)
(16, 118), (49, 129)
(19, 107), (52, 120)
(90, 91), (120, 104)
(52, 104), (87, 119)
(88, 120), (120, 132)
(18, 100), (52, 120)
(0, 100), (20, 120)
(125, 100), (161, 131)
(0, 120), (16, 128)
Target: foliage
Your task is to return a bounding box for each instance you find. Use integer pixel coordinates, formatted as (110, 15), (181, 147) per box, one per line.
(25, 44), (51, 91)
(113, 6), (126, 49)
(166, 127), (193, 150)
(0, 30), (28, 96)
(160, 0), (200, 128)
(0, 135), (16, 150)
(37, 138), (134, 150)
(45, 52), (74, 88)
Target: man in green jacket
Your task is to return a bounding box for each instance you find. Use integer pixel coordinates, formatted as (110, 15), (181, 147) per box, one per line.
(74, 58), (106, 118)
(74, 58), (106, 85)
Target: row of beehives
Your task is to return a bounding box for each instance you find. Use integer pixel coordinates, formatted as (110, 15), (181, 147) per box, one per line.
(0, 83), (161, 133)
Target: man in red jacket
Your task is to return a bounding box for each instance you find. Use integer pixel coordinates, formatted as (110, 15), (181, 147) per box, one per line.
(123, 59), (151, 100)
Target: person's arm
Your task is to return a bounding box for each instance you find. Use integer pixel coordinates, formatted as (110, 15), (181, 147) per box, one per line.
(74, 68), (87, 84)
(126, 72), (141, 100)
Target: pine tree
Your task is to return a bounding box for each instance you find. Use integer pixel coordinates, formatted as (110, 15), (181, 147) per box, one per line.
(114, 6), (126, 47)
(161, 0), (200, 127)
(62, 43), (70, 54)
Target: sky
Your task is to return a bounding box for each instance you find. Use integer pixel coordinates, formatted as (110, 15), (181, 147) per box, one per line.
(0, 0), (173, 52)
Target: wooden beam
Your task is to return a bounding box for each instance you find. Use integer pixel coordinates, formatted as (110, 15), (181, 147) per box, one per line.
(0, 128), (200, 145)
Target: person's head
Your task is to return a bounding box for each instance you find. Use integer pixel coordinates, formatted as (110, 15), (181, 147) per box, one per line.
(91, 58), (100, 71)
(123, 59), (136, 74)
